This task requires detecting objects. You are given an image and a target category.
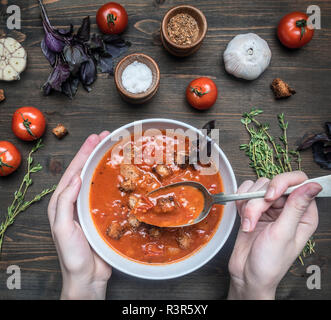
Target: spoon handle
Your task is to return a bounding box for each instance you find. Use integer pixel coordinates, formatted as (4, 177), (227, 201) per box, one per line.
(212, 174), (331, 204)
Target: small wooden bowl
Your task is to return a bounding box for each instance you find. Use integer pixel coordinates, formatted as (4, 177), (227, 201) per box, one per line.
(161, 5), (207, 57)
(114, 53), (160, 104)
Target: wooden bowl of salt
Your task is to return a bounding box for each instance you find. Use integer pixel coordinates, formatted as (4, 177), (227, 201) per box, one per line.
(114, 53), (160, 104)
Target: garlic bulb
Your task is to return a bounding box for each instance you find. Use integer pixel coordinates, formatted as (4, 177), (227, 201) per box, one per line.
(0, 37), (27, 81)
(223, 33), (271, 80)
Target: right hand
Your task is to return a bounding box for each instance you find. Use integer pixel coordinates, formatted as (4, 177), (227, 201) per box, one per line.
(228, 171), (322, 299)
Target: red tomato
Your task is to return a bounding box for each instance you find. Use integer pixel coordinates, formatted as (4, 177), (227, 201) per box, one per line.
(277, 12), (314, 49)
(12, 107), (46, 141)
(96, 2), (128, 34)
(186, 77), (218, 110)
(0, 141), (21, 176)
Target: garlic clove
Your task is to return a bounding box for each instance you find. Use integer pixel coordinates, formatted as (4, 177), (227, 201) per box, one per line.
(12, 47), (26, 58)
(223, 33), (271, 81)
(0, 37), (27, 81)
(10, 57), (27, 73)
(3, 65), (18, 81)
(4, 37), (21, 53)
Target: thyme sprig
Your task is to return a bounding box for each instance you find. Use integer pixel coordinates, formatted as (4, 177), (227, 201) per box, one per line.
(240, 108), (312, 264)
(0, 139), (56, 254)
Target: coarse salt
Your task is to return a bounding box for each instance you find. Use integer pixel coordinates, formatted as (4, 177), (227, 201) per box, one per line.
(121, 61), (153, 94)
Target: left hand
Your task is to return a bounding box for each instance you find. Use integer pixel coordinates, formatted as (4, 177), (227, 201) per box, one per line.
(48, 131), (112, 300)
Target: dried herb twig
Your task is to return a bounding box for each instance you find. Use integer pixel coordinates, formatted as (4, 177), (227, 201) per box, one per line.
(240, 108), (313, 265)
(0, 139), (56, 254)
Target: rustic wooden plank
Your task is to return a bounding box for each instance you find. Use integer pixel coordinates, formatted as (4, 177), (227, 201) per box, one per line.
(0, 0), (330, 300)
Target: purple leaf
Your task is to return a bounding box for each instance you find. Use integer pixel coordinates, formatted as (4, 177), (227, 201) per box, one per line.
(61, 76), (80, 99)
(39, 0), (130, 98)
(105, 43), (129, 59)
(80, 57), (97, 87)
(41, 38), (56, 66)
(43, 59), (71, 92)
(63, 45), (89, 75)
(97, 56), (114, 74)
(325, 122), (331, 138)
(42, 82), (52, 96)
(44, 29), (65, 53)
(76, 17), (90, 43)
(88, 34), (105, 51)
(312, 142), (331, 170)
(57, 24), (74, 37)
(38, 0), (53, 30)
(297, 133), (331, 151)
(102, 34), (127, 46)
(103, 35), (131, 58)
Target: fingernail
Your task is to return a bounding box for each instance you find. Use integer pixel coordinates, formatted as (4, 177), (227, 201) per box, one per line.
(265, 187), (275, 200)
(242, 218), (251, 232)
(307, 184), (322, 198)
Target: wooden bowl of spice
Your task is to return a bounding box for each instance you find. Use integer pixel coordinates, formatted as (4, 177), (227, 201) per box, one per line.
(114, 53), (160, 104)
(161, 5), (207, 57)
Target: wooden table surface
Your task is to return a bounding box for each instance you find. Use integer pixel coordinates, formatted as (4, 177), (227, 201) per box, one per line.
(0, 0), (330, 300)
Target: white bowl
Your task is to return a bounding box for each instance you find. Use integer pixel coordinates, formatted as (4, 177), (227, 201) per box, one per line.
(77, 119), (237, 280)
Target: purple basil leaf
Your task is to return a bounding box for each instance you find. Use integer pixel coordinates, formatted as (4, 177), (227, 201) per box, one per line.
(99, 34), (131, 58)
(44, 30), (65, 53)
(325, 122), (331, 138)
(44, 60), (71, 92)
(38, 0), (53, 30)
(41, 38), (56, 66)
(42, 82), (52, 96)
(97, 56), (114, 74)
(76, 16), (90, 43)
(63, 45), (89, 75)
(57, 24), (74, 37)
(105, 41), (130, 58)
(297, 133), (331, 151)
(312, 141), (331, 170)
(102, 34), (128, 46)
(84, 85), (92, 93)
(324, 146), (331, 153)
(88, 34), (112, 58)
(102, 34), (120, 42)
(62, 76), (79, 99)
(89, 34), (104, 50)
(80, 57), (97, 87)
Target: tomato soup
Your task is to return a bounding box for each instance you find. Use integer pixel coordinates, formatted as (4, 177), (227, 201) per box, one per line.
(132, 185), (205, 227)
(89, 132), (224, 264)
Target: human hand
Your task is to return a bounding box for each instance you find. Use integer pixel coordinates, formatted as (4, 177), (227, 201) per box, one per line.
(228, 171), (322, 300)
(48, 132), (112, 300)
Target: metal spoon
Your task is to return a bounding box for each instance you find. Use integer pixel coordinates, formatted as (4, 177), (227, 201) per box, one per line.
(149, 174), (331, 227)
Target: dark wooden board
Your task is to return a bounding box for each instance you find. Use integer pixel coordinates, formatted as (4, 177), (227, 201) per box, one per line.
(0, 0), (330, 300)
